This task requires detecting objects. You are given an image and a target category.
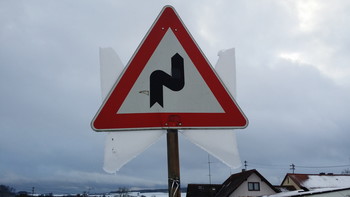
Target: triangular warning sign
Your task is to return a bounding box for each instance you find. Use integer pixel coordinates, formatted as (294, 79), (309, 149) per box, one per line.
(92, 6), (248, 131)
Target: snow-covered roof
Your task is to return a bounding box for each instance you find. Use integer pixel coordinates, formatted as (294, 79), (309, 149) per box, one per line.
(264, 187), (350, 197)
(284, 173), (350, 190)
(303, 175), (350, 189)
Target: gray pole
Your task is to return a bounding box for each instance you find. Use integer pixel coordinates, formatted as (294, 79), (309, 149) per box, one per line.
(208, 154), (212, 185)
(167, 129), (181, 197)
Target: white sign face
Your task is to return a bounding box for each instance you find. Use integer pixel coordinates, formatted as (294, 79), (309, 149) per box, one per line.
(117, 29), (224, 114)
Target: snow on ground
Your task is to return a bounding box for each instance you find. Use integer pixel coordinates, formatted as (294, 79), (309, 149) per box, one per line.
(101, 192), (186, 197)
(133, 192), (186, 197)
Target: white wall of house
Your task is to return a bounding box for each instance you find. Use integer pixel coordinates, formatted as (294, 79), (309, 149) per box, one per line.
(229, 173), (277, 197)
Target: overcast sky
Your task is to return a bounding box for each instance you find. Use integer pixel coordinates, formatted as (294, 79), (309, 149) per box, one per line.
(1, 0), (350, 194)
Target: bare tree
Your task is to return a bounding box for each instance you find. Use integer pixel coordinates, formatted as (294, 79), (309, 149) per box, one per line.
(342, 168), (350, 174)
(117, 187), (130, 197)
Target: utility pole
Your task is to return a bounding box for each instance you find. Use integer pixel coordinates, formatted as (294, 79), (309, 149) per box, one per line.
(208, 154), (212, 185)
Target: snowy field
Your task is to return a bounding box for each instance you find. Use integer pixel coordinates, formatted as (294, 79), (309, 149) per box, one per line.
(95, 192), (187, 197)
(129, 192), (186, 197)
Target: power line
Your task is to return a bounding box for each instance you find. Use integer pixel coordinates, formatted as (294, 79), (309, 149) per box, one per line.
(296, 164), (350, 169)
(248, 161), (288, 169)
(244, 161), (350, 170)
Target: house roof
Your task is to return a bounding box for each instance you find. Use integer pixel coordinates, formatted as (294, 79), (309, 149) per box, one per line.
(282, 173), (350, 191)
(186, 184), (222, 197)
(266, 187), (350, 197)
(282, 173), (309, 191)
(215, 169), (279, 197)
(275, 185), (298, 192)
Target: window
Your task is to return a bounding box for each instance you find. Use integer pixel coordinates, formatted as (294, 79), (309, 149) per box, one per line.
(248, 182), (260, 191)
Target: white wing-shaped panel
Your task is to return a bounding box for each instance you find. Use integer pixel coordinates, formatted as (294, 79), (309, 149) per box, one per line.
(180, 48), (241, 169)
(99, 48), (165, 173)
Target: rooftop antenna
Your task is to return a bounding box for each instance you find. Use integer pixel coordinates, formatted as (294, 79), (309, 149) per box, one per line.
(290, 163), (295, 174)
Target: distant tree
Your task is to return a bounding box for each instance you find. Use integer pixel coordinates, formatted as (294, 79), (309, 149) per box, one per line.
(342, 168), (350, 174)
(0, 185), (16, 197)
(117, 187), (129, 197)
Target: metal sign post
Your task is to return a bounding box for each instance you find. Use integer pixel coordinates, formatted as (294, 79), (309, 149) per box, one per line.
(167, 129), (181, 197)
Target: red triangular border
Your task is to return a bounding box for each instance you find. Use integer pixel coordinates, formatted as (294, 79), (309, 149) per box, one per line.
(92, 6), (248, 131)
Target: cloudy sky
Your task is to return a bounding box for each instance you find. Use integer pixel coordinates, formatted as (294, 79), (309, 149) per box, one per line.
(1, 0), (350, 194)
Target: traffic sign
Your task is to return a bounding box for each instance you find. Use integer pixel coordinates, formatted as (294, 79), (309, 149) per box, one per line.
(91, 6), (248, 131)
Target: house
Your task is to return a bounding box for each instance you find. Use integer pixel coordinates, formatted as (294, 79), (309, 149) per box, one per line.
(215, 169), (279, 197)
(186, 184), (222, 197)
(281, 173), (350, 191)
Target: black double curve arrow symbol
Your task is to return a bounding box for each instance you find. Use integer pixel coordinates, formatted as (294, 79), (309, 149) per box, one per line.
(150, 53), (185, 107)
